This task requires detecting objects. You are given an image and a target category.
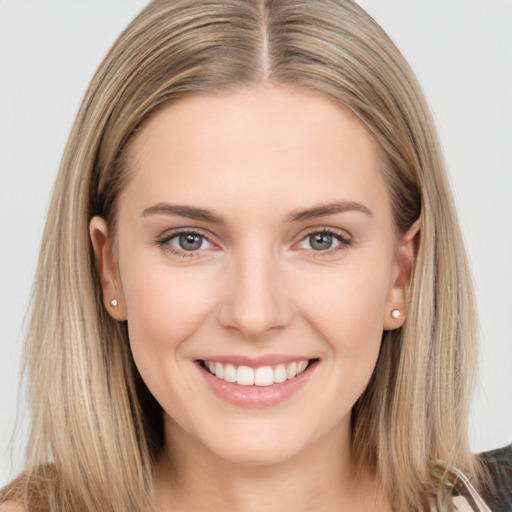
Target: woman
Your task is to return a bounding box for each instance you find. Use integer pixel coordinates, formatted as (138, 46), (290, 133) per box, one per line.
(1, 0), (511, 511)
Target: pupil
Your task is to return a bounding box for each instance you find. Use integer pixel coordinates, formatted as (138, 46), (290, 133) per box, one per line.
(310, 233), (332, 251)
(179, 233), (202, 251)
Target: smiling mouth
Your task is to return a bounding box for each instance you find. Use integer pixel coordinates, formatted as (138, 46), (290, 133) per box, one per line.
(200, 359), (316, 387)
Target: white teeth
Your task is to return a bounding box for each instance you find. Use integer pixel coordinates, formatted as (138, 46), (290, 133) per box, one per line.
(223, 363), (237, 383)
(214, 362), (224, 379)
(237, 366), (255, 386)
(274, 364), (287, 383)
(297, 360), (308, 374)
(286, 362), (297, 380)
(254, 366), (275, 386)
(204, 359), (311, 386)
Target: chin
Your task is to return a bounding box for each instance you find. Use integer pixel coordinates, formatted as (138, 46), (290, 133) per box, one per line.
(213, 442), (302, 467)
(198, 425), (314, 467)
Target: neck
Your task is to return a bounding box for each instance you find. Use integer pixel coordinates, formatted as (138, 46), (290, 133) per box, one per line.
(153, 419), (391, 512)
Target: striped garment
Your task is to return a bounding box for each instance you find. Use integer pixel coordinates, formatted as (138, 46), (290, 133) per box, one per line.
(442, 444), (512, 512)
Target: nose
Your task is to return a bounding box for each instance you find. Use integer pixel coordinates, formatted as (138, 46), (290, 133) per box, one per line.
(217, 248), (294, 339)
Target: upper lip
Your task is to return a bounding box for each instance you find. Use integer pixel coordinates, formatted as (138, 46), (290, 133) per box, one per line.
(196, 355), (316, 368)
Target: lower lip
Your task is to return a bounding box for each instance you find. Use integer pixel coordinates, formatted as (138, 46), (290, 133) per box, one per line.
(197, 361), (316, 407)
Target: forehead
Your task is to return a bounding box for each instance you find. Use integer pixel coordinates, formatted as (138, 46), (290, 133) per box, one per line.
(120, 84), (390, 222)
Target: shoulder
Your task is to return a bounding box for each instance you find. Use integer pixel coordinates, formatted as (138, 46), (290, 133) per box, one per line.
(478, 443), (512, 512)
(0, 503), (25, 512)
(0, 465), (56, 512)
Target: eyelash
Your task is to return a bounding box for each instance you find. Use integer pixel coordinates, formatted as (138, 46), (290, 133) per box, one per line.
(297, 227), (352, 256)
(156, 227), (352, 258)
(156, 228), (215, 258)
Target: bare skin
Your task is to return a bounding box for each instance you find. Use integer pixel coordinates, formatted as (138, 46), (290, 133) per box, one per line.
(91, 84), (417, 512)
(153, 419), (390, 512)
(0, 504), (24, 512)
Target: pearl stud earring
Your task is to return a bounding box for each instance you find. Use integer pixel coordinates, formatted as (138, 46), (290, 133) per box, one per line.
(391, 309), (401, 319)
(110, 299), (118, 309)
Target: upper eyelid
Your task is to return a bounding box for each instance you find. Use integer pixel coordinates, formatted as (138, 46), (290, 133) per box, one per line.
(158, 227), (217, 242)
(292, 227), (353, 254)
(156, 229), (218, 259)
(155, 225), (352, 250)
(297, 226), (352, 241)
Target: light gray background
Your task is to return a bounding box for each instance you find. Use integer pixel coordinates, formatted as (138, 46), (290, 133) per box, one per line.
(1, 0), (511, 487)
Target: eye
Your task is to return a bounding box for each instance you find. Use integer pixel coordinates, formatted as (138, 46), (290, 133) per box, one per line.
(158, 230), (215, 254)
(297, 229), (351, 252)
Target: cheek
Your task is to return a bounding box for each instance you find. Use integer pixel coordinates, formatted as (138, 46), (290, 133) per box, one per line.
(296, 257), (393, 386)
(118, 255), (222, 431)
(302, 265), (390, 338)
(118, 250), (217, 363)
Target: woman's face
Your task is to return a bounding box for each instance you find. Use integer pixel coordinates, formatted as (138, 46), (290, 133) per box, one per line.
(91, 85), (414, 466)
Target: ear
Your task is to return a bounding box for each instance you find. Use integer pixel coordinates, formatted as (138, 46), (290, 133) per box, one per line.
(89, 216), (127, 321)
(383, 219), (421, 330)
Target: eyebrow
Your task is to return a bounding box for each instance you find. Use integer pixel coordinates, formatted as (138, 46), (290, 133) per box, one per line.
(141, 203), (226, 224)
(141, 200), (372, 224)
(285, 201), (373, 222)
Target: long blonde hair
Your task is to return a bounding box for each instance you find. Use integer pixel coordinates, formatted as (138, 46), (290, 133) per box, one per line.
(1, 1), (479, 510)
